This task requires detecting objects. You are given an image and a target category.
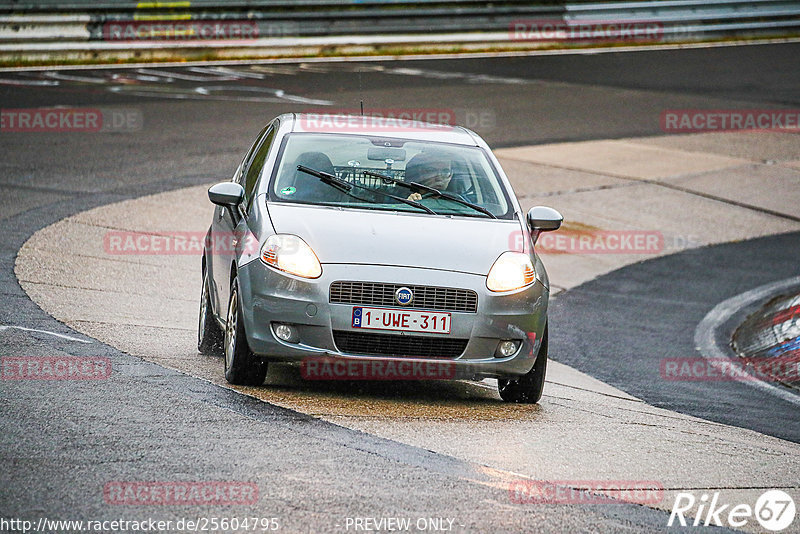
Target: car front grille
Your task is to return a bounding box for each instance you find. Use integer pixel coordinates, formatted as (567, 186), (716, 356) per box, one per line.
(330, 281), (478, 313)
(332, 330), (468, 359)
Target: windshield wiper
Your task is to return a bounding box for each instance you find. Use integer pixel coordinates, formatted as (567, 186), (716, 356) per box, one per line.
(296, 165), (436, 215)
(364, 171), (497, 219)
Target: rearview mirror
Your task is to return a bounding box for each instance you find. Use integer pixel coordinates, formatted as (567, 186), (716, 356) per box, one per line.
(367, 147), (406, 161)
(208, 182), (245, 207)
(527, 206), (563, 244)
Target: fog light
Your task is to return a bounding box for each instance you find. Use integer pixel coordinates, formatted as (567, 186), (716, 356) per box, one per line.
(273, 323), (299, 343)
(496, 340), (520, 358)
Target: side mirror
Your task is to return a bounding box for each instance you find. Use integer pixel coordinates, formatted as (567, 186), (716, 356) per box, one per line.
(208, 182), (245, 207)
(527, 206), (563, 244)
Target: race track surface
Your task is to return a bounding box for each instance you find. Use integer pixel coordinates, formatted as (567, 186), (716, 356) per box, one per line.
(2, 42), (799, 532)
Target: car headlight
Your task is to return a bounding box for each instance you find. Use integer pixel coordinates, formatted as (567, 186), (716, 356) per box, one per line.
(260, 234), (322, 279)
(486, 251), (535, 292)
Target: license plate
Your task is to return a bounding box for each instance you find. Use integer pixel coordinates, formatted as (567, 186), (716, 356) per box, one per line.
(351, 307), (451, 334)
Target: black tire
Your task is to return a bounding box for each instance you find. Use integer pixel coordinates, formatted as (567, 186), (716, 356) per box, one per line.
(498, 325), (548, 403)
(223, 274), (268, 385)
(197, 266), (224, 355)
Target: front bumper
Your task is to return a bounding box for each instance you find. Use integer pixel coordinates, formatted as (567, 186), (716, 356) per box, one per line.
(236, 260), (549, 379)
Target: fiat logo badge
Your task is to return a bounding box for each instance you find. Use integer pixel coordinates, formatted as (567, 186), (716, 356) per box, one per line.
(395, 287), (413, 306)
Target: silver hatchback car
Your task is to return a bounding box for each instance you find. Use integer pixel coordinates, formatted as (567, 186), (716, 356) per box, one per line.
(199, 113), (562, 403)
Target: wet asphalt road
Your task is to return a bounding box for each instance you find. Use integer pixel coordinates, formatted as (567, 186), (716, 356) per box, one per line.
(1, 43), (799, 531)
(550, 231), (800, 443)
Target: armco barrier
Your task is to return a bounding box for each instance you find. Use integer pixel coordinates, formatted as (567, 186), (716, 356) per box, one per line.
(0, 0), (797, 62)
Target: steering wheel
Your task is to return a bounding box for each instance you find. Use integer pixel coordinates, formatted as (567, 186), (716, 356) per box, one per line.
(413, 191), (469, 202)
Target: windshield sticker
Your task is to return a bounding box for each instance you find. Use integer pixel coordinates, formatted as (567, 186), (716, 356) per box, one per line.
(280, 186), (296, 195)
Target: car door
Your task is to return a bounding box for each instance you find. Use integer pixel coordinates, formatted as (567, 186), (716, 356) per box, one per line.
(209, 124), (275, 314)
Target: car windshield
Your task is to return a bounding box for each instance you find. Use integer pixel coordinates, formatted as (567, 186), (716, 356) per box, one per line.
(268, 133), (512, 219)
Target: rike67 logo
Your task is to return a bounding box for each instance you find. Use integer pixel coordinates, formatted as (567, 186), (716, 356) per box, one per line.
(669, 490), (796, 531)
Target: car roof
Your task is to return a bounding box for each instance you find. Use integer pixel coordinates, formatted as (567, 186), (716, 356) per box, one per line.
(284, 113), (481, 146)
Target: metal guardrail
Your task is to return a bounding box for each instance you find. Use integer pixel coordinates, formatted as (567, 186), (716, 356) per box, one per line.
(565, 0), (800, 22)
(1, 0), (796, 11)
(1, 2), (564, 43)
(0, 0), (560, 10)
(563, 0), (800, 37)
(0, 0), (797, 57)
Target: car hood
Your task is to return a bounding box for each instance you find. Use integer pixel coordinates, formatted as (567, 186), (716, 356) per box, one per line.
(267, 203), (522, 275)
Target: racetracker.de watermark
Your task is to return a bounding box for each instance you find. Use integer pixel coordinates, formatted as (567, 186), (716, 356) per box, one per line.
(1, 108), (143, 133)
(102, 20), (275, 40)
(103, 231), (259, 256)
(509, 229), (664, 254)
(1, 356), (111, 380)
(509, 19), (664, 42)
(298, 110), (458, 133)
(301, 357), (457, 380)
(509, 480), (664, 504)
(661, 356), (800, 383)
(661, 109), (800, 133)
(104, 481), (259, 506)
(0, 516), (279, 533)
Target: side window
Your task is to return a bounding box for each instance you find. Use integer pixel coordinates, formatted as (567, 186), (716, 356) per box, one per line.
(243, 126), (276, 209)
(238, 126), (269, 186)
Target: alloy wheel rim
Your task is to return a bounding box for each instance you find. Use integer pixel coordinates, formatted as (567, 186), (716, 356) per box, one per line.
(225, 288), (237, 370)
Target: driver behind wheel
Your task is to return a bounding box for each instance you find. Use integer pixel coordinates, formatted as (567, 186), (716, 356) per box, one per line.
(403, 152), (453, 201)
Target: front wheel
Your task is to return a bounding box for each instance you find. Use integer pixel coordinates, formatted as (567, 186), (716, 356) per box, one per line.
(498, 325), (548, 404)
(223, 275), (268, 386)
